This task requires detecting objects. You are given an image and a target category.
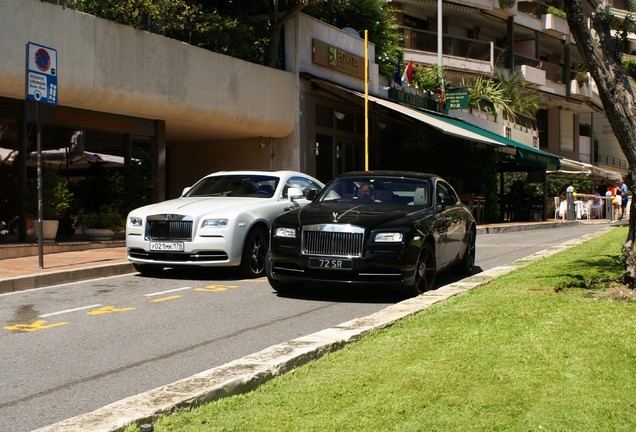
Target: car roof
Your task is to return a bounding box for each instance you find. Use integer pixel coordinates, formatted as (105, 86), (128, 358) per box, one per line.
(207, 170), (306, 177)
(333, 170), (440, 180)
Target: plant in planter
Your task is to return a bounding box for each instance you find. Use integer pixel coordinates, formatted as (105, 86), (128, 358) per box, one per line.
(28, 166), (74, 241)
(76, 204), (125, 241)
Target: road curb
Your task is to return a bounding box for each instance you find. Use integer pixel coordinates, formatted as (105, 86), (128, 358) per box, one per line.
(0, 262), (134, 295)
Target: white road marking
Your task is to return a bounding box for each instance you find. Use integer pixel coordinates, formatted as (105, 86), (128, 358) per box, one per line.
(145, 286), (192, 297)
(39, 304), (103, 318)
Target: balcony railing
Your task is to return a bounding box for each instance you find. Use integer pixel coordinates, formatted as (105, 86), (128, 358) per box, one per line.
(595, 153), (629, 170)
(404, 29), (493, 63)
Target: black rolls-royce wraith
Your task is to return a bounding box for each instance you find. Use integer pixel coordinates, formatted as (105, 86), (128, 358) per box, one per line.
(267, 171), (476, 297)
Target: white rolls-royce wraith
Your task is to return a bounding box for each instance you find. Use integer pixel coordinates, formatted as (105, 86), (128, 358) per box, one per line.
(126, 170), (324, 277)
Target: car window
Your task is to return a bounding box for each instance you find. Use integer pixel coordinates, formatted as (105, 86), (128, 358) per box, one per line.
(185, 174), (279, 198)
(436, 181), (458, 205)
(282, 176), (322, 198)
(318, 176), (431, 207)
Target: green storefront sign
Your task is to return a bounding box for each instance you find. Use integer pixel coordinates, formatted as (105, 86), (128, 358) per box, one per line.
(446, 91), (469, 110)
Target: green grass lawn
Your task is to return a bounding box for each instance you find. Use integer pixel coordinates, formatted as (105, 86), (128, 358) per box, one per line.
(131, 226), (636, 432)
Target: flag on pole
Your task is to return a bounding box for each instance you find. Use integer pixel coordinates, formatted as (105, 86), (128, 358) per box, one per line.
(393, 57), (402, 86)
(401, 60), (414, 85)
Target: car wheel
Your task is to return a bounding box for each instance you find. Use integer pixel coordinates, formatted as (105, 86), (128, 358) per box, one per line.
(458, 228), (476, 275)
(240, 226), (268, 278)
(132, 263), (164, 276)
(408, 242), (436, 296)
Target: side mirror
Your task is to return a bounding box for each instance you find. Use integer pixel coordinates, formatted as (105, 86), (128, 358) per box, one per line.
(181, 186), (191, 197)
(287, 187), (304, 201)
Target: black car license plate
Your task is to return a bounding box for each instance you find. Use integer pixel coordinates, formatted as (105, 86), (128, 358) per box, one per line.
(309, 258), (353, 270)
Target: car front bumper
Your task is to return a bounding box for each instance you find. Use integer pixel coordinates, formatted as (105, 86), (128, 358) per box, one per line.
(126, 232), (243, 267)
(267, 248), (419, 287)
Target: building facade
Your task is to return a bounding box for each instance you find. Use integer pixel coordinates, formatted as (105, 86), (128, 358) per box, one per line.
(0, 0), (628, 243)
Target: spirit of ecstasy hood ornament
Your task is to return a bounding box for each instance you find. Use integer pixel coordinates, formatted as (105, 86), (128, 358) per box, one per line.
(332, 212), (339, 223)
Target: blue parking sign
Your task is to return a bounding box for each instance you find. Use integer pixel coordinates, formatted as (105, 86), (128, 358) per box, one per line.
(26, 42), (57, 105)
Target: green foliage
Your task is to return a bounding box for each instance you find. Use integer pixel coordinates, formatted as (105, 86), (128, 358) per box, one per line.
(27, 166), (74, 220)
(462, 75), (512, 119)
(546, 175), (594, 198)
(622, 57), (636, 80)
(304, 0), (404, 81)
(498, 0), (516, 8)
(71, 0), (267, 64)
(412, 64), (450, 93)
(76, 204), (125, 231)
(462, 71), (541, 121)
(546, 6), (566, 19)
(495, 70), (542, 119)
(69, 0), (401, 73)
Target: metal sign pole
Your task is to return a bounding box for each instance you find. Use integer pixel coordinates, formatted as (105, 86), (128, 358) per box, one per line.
(26, 42), (58, 268)
(36, 103), (43, 268)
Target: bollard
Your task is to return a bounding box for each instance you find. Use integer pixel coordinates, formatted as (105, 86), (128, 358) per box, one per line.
(566, 186), (575, 221)
(605, 193), (613, 221)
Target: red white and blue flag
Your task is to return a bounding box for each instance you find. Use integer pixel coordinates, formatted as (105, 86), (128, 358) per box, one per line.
(401, 60), (414, 85)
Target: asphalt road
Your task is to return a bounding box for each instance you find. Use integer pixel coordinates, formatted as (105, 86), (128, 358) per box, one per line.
(0, 223), (611, 432)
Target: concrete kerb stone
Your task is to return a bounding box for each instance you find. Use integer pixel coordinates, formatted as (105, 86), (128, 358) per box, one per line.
(32, 226), (614, 432)
(0, 263), (134, 295)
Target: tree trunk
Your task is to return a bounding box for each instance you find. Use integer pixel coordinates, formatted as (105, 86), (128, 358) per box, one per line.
(565, 1), (636, 287)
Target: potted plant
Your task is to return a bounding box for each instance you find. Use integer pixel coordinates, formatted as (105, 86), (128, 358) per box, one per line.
(29, 167), (74, 242)
(76, 204), (125, 241)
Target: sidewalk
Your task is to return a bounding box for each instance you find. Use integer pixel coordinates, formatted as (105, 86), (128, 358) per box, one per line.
(0, 243), (131, 294)
(0, 219), (608, 295)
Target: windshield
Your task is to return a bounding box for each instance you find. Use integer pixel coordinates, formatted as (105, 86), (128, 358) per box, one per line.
(184, 174), (279, 198)
(318, 176), (432, 207)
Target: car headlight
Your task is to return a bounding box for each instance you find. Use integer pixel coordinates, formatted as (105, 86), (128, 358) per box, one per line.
(129, 217), (143, 227)
(374, 232), (403, 242)
(275, 227), (296, 238)
(202, 218), (228, 228)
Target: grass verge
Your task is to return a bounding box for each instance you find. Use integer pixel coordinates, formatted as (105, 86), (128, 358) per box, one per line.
(130, 226), (636, 431)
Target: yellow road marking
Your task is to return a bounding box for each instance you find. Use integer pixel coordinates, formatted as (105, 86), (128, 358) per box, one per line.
(87, 306), (136, 315)
(195, 284), (239, 292)
(150, 295), (181, 303)
(4, 320), (69, 332)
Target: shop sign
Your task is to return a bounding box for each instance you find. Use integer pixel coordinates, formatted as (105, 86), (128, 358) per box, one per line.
(388, 88), (437, 110)
(312, 39), (365, 80)
(446, 91), (469, 110)
(25, 42), (58, 105)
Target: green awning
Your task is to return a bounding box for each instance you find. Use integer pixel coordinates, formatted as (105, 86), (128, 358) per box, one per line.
(406, 106), (561, 171)
(308, 78), (561, 171)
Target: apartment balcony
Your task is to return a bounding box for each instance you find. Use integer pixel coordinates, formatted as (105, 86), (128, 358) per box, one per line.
(514, 55), (567, 96)
(542, 13), (569, 38)
(517, 64), (546, 86)
(570, 73), (602, 107)
(453, 109), (539, 148)
(403, 29), (496, 75)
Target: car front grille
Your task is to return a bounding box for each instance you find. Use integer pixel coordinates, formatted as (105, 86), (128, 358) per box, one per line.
(145, 215), (193, 241)
(301, 224), (365, 258)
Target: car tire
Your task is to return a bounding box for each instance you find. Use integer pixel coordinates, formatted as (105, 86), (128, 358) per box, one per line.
(132, 263), (164, 276)
(240, 226), (268, 278)
(458, 227), (476, 275)
(408, 242), (436, 296)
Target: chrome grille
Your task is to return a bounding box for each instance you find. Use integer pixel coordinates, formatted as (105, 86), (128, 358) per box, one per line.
(145, 215), (193, 241)
(301, 224), (365, 258)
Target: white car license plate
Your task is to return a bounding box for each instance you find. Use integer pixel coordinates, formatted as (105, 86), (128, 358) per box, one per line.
(309, 258), (352, 270)
(150, 241), (185, 252)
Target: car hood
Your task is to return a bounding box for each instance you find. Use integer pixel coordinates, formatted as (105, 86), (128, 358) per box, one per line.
(293, 202), (428, 228)
(132, 197), (270, 217)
